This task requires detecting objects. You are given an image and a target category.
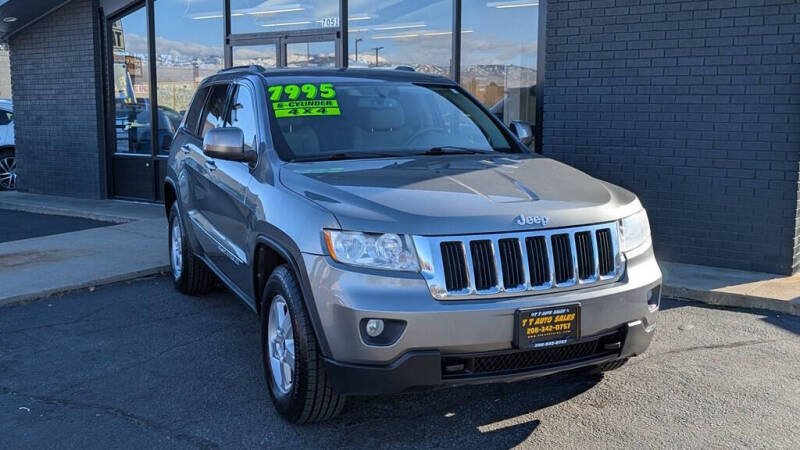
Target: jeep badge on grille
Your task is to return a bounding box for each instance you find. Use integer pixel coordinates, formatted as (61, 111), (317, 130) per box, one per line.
(516, 214), (549, 226)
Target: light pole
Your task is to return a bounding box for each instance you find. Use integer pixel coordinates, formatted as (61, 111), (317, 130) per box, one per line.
(371, 46), (384, 67)
(354, 38), (363, 64)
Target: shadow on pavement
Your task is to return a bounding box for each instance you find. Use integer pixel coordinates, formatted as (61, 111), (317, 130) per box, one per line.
(760, 314), (800, 336)
(328, 373), (599, 448)
(661, 295), (799, 335)
(0, 209), (113, 243)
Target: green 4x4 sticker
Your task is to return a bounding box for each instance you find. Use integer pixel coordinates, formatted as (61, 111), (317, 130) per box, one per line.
(268, 83), (340, 118)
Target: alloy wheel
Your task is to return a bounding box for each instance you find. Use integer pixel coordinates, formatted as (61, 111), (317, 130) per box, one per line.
(0, 155), (15, 190)
(170, 219), (183, 280)
(267, 295), (295, 394)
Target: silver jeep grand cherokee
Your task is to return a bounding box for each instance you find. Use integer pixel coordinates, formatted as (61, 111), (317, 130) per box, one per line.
(164, 66), (662, 423)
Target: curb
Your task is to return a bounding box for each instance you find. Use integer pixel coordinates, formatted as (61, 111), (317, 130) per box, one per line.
(663, 285), (800, 316)
(0, 265), (170, 308)
(0, 200), (131, 224)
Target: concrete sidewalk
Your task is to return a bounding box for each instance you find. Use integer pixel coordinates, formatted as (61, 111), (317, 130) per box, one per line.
(662, 262), (800, 316)
(0, 192), (167, 306)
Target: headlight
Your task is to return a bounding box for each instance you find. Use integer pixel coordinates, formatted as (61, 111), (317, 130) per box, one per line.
(323, 230), (420, 272)
(619, 209), (651, 252)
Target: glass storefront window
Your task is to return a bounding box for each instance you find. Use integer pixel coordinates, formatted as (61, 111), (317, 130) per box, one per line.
(286, 41), (336, 67)
(154, 0), (225, 154)
(228, 0), (339, 34)
(111, 7), (152, 155)
(347, 0), (452, 76)
(233, 45), (278, 67)
(461, 0), (539, 132)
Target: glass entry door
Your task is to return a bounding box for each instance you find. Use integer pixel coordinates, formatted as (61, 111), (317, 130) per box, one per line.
(107, 5), (158, 200)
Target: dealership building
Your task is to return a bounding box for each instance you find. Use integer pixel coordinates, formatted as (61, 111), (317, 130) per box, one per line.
(0, 0), (797, 275)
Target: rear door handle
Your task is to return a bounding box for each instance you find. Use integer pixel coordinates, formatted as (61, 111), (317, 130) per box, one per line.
(204, 160), (217, 171)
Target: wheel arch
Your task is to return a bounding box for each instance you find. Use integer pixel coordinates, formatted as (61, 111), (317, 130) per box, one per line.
(254, 234), (332, 357)
(164, 178), (177, 218)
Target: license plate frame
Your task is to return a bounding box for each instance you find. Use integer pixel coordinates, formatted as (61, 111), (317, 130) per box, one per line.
(514, 304), (581, 349)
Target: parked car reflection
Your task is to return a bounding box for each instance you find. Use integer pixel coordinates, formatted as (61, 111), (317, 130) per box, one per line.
(0, 98), (15, 190)
(114, 99), (183, 155)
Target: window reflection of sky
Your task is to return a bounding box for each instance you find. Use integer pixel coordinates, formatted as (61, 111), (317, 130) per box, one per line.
(117, 1), (537, 70)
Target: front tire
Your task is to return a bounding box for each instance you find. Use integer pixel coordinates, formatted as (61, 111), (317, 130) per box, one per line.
(262, 265), (345, 423)
(168, 203), (215, 295)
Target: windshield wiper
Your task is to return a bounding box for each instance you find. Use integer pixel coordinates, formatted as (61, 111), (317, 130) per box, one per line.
(414, 146), (495, 156)
(290, 152), (402, 162)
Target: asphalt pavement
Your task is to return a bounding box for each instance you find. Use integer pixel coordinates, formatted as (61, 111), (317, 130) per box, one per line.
(1, 277), (798, 449)
(0, 209), (112, 243)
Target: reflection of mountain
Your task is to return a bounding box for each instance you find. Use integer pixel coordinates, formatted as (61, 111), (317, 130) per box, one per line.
(152, 50), (536, 91)
(409, 63), (536, 87)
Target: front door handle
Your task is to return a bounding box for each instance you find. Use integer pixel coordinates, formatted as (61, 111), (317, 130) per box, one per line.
(204, 160), (217, 171)
(180, 144), (191, 155)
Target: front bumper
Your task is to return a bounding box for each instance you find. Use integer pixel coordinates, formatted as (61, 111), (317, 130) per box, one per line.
(323, 318), (655, 395)
(302, 240), (661, 394)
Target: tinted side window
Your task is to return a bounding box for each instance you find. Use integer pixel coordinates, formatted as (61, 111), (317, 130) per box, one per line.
(183, 86), (209, 135)
(200, 84), (229, 138)
(227, 85), (258, 151)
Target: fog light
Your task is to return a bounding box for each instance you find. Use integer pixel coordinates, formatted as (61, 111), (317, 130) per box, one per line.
(365, 319), (385, 337)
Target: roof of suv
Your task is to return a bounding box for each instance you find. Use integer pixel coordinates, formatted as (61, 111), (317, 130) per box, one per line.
(214, 66), (456, 85)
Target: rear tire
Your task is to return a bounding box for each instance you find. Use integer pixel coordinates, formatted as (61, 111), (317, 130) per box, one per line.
(261, 265), (345, 423)
(168, 203), (215, 295)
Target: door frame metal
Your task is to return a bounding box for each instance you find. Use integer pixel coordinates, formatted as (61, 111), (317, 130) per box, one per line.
(103, 0), (161, 201)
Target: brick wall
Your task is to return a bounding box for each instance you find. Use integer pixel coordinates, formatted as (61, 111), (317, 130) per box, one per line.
(543, 0), (800, 275)
(8, 0), (106, 199)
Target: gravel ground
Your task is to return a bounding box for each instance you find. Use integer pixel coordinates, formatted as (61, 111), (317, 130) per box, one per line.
(0, 276), (798, 449)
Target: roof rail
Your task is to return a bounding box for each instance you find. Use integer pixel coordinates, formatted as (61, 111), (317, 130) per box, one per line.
(218, 64), (265, 74)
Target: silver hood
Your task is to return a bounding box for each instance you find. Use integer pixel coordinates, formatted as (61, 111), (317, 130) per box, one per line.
(279, 155), (642, 236)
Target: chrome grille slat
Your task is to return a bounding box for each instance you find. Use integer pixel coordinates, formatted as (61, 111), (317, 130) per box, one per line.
(470, 240), (497, 292)
(498, 238), (524, 290)
(414, 222), (623, 300)
(551, 233), (573, 285)
(525, 236), (550, 287)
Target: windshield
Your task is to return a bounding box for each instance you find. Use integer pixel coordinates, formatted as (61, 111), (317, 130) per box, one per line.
(265, 81), (517, 161)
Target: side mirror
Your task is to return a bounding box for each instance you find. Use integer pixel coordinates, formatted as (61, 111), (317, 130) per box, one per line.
(202, 127), (256, 164)
(509, 120), (534, 146)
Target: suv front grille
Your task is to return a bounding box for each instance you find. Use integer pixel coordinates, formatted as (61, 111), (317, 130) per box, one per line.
(414, 222), (621, 300)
